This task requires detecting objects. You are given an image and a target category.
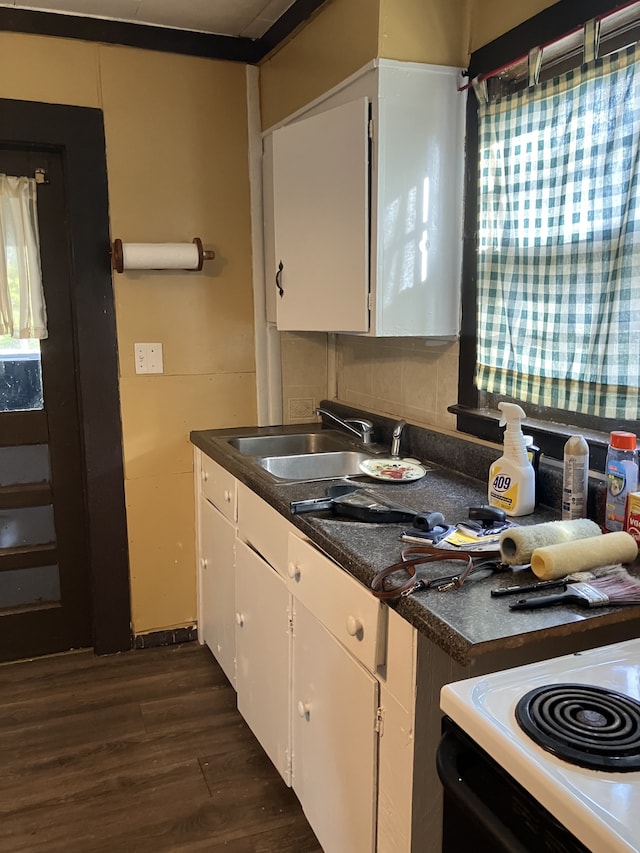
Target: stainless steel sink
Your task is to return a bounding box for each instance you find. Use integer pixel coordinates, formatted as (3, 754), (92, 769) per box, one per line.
(227, 430), (353, 457)
(257, 451), (371, 481)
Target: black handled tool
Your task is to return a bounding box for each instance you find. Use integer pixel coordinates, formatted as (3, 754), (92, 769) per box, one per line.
(508, 575), (640, 610)
(289, 484), (360, 514)
(413, 511), (445, 531)
(290, 486), (446, 526)
(468, 506), (507, 528)
(290, 485), (420, 524)
(491, 577), (567, 597)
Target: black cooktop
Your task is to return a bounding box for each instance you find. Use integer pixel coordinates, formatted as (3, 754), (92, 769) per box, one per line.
(515, 683), (640, 771)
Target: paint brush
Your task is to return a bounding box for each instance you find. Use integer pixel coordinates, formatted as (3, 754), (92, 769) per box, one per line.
(492, 564), (624, 598)
(509, 571), (640, 611)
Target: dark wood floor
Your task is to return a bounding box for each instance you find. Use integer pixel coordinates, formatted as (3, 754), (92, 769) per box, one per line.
(0, 642), (322, 852)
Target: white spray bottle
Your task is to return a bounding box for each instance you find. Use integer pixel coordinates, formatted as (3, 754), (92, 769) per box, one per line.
(488, 402), (536, 516)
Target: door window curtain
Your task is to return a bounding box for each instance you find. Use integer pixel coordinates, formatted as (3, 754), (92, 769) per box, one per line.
(0, 175), (47, 340)
(475, 41), (640, 420)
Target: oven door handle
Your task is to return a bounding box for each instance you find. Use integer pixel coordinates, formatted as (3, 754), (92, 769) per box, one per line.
(436, 730), (530, 853)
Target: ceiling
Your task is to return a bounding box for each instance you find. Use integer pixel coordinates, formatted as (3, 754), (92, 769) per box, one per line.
(0, 0), (302, 39)
(0, 0), (329, 61)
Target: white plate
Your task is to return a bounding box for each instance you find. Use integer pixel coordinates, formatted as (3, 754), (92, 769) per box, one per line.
(359, 458), (427, 482)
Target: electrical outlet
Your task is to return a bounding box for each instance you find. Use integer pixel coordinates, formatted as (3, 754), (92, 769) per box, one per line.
(134, 342), (164, 374)
(288, 397), (315, 419)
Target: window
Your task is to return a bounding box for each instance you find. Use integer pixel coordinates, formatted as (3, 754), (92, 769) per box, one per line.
(0, 173), (47, 412)
(455, 0), (640, 467)
(0, 341), (43, 411)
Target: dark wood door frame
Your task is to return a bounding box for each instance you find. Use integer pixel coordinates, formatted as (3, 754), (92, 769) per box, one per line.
(0, 97), (131, 655)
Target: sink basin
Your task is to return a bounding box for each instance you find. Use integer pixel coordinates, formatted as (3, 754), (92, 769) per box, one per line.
(227, 430), (353, 457)
(225, 428), (376, 482)
(258, 451), (372, 481)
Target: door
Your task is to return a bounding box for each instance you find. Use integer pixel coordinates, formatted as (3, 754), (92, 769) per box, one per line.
(0, 147), (92, 661)
(272, 97), (370, 332)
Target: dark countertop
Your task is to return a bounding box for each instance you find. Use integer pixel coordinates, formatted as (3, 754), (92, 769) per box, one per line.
(191, 423), (640, 668)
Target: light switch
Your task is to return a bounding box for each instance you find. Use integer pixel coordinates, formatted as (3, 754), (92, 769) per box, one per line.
(134, 342), (164, 374)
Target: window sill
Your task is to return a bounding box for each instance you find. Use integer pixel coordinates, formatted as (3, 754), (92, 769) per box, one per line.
(448, 404), (611, 473)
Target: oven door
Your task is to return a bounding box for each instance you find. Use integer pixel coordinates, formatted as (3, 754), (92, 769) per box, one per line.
(436, 718), (590, 853)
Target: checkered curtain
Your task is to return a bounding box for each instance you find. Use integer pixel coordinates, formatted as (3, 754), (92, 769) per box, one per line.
(476, 43), (640, 419)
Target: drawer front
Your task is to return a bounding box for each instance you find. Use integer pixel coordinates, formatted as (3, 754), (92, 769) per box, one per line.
(200, 452), (237, 522)
(287, 533), (383, 672)
(237, 483), (293, 577)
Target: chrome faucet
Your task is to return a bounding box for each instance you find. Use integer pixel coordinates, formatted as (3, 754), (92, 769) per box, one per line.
(390, 420), (406, 458)
(315, 407), (374, 445)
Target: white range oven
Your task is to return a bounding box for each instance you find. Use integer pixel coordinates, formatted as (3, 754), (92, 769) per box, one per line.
(438, 638), (640, 853)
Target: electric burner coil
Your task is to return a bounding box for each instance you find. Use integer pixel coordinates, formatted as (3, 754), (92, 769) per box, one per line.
(515, 683), (640, 771)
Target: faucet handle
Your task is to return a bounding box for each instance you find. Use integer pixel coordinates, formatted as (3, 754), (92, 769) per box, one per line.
(344, 417), (374, 430)
(344, 418), (374, 445)
(315, 408), (375, 445)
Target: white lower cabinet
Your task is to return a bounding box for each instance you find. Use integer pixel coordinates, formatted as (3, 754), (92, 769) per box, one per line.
(292, 598), (378, 853)
(235, 538), (291, 784)
(196, 468), (420, 853)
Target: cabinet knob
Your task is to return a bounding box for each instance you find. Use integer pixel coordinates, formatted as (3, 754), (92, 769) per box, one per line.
(235, 612), (244, 627)
(201, 558), (208, 570)
(224, 489), (231, 503)
(201, 470), (209, 483)
(346, 615), (363, 637)
(287, 561), (301, 581)
(297, 700), (310, 720)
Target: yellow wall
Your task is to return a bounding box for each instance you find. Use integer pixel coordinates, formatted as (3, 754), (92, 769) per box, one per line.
(469, 0), (558, 53)
(379, 0), (470, 66)
(0, 33), (257, 635)
(260, 0), (568, 433)
(260, 0), (379, 129)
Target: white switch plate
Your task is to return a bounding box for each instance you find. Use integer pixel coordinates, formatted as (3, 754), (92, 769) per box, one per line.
(134, 342), (163, 374)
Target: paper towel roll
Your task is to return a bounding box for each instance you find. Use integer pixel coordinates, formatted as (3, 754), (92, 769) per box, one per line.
(112, 238), (214, 273)
(530, 531), (638, 580)
(121, 242), (201, 270)
(499, 518), (601, 565)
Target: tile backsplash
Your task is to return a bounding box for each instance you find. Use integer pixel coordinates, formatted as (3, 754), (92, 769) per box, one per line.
(336, 335), (460, 431)
(280, 330), (460, 431)
(280, 331), (329, 422)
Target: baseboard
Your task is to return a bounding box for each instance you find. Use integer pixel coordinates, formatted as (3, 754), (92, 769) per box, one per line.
(133, 626), (198, 650)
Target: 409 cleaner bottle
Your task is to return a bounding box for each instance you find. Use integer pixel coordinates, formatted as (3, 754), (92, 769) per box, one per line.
(488, 402), (535, 517)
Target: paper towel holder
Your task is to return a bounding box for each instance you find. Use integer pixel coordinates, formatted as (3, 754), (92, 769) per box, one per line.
(111, 238), (215, 273)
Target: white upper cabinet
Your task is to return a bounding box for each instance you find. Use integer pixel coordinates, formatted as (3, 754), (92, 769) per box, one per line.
(265, 59), (466, 337)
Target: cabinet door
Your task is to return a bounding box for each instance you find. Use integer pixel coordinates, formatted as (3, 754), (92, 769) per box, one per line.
(272, 97), (370, 333)
(199, 496), (236, 686)
(292, 599), (378, 853)
(377, 687), (414, 853)
(372, 62), (465, 337)
(235, 539), (291, 784)
(262, 133), (278, 326)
